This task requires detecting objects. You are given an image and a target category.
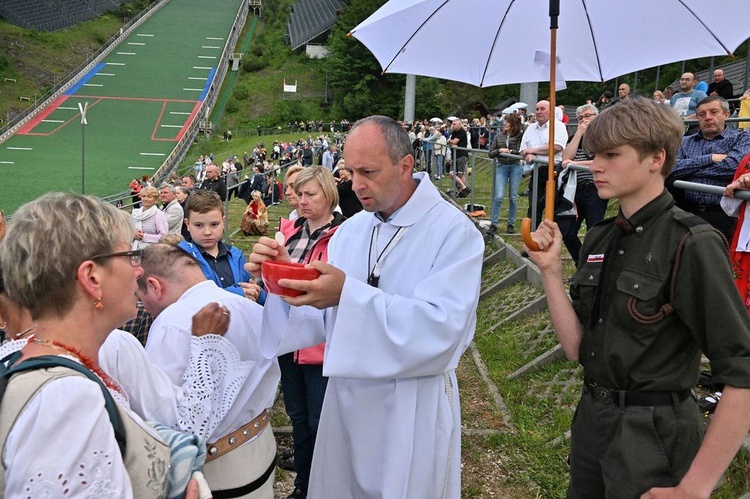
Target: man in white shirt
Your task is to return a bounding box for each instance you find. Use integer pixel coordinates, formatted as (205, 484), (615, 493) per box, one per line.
(248, 115), (483, 498)
(138, 243), (280, 498)
(159, 183), (185, 235)
(321, 145), (337, 172)
(521, 100), (569, 226)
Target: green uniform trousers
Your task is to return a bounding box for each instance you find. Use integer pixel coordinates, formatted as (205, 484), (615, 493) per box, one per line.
(567, 386), (704, 498)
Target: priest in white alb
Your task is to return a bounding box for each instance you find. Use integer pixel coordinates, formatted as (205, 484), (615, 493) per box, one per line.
(248, 115), (484, 499)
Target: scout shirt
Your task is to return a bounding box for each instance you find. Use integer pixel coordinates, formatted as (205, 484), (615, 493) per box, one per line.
(571, 189), (750, 392)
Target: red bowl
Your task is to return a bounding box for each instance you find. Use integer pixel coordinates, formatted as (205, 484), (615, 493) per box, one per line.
(261, 260), (320, 297)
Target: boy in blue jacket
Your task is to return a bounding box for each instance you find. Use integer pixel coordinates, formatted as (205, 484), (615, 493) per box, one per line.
(178, 189), (265, 304)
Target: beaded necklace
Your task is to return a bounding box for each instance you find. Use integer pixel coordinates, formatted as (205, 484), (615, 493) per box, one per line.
(27, 335), (123, 395)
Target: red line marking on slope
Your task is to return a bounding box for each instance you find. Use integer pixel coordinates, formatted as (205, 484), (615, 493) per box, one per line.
(22, 98), (105, 136)
(18, 96), (69, 134)
(176, 101), (202, 142)
(17, 95), (199, 141)
(74, 94), (198, 104)
(151, 101), (169, 141)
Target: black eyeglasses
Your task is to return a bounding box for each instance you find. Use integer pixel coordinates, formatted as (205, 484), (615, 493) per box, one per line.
(90, 249), (144, 267)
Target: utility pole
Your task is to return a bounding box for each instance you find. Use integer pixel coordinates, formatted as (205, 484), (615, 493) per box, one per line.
(78, 102), (89, 194)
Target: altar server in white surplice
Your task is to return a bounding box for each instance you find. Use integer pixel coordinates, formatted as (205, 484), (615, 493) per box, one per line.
(248, 115), (483, 499)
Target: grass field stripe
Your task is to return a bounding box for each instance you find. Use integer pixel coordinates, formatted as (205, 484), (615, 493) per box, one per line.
(107, 63), (126, 66)
(66, 63), (106, 95)
(136, 34), (154, 37)
(140, 152), (166, 156)
(202, 46), (221, 49)
(193, 67), (212, 70)
(170, 112), (191, 115)
(206, 37), (224, 40)
(83, 84), (104, 87)
(0, 161), (15, 165)
(198, 56), (217, 59)
(58, 106), (77, 110)
(128, 42), (146, 46)
(128, 166), (155, 169)
(183, 88), (203, 92)
(117, 52), (136, 55)
(42, 119), (65, 123)
(189, 77), (207, 81)
(6, 147), (32, 151)
(97, 73), (115, 76)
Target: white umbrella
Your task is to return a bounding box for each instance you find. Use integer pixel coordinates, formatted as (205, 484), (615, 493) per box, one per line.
(430, 117), (444, 123)
(350, 0), (750, 245)
(349, 0), (750, 88)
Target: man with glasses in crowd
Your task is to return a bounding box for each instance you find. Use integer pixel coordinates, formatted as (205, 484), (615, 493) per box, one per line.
(666, 95), (750, 241)
(557, 104), (608, 266)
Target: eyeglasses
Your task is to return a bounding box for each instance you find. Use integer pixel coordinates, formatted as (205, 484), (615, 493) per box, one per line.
(578, 113), (595, 120)
(90, 249), (144, 267)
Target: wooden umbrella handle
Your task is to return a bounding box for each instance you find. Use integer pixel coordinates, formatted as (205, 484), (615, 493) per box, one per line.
(521, 218), (537, 250)
(521, 177), (557, 251)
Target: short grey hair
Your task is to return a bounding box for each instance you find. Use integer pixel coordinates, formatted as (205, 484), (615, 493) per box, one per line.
(576, 103), (599, 117)
(697, 95), (730, 114)
(348, 115), (412, 166)
(0, 192), (133, 319)
(159, 182), (176, 193)
(137, 243), (200, 294)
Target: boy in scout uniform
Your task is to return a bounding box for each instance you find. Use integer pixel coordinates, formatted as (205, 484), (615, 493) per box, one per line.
(527, 98), (750, 498)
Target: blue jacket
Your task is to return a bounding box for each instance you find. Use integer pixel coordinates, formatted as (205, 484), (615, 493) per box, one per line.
(178, 240), (266, 304)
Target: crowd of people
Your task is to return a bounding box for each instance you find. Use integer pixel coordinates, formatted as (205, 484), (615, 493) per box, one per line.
(4, 89), (750, 498)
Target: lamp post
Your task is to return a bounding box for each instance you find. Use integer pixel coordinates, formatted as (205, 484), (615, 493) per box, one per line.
(78, 102), (88, 194)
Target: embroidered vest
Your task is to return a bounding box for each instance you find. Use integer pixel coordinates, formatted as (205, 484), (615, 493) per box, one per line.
(0, 367), (170, 497)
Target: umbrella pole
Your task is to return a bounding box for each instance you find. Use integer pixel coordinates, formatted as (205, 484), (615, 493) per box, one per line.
(521, 0), (559, 252)
(545, 27), (558, 220)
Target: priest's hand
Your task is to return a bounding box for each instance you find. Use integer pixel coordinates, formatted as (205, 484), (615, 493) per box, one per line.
(278, 261), (345, 309)
(191, 302), (230, 337)
(246, 236), (291, 278)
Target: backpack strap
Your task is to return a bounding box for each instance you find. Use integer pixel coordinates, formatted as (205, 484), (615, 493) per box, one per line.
(0, 352), (126, 456)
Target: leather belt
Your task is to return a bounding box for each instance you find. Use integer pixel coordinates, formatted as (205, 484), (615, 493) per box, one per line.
(584, 382), (691, 407)
(206, 409), (270, 463)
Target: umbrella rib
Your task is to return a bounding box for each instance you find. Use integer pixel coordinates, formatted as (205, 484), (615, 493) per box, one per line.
(580, 0), (604, 82)
(381, 0), (453, 74)
(678, 0), (732, 55)
(479, 0), (515, 88)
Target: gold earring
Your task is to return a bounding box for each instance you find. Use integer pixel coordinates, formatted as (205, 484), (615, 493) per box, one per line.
(0, 321), (6, 330)
(94, 297), (104, 310)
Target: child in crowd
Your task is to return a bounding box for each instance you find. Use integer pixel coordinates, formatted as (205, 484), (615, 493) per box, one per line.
(178, 189), (265, 304)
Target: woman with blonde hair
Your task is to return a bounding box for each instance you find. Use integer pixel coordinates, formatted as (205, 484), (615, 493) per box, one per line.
(0, 193), (172, 496)
(653, 90), (669, 105)
(132, 185), (168, 248)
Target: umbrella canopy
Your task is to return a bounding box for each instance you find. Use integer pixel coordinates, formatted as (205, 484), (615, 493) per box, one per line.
(350, 0), (750, 88)
(430, 117), (444, 123)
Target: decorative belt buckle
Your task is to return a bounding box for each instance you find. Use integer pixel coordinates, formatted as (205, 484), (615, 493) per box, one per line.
(592, 386), (613, 405)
